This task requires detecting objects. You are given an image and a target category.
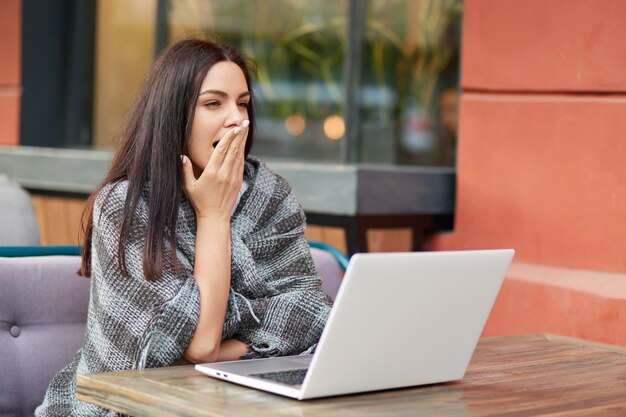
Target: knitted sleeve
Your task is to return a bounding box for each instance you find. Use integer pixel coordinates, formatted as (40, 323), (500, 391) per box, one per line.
(224, 175), (333, 359)
(86, 181), (200, 370)
(36, 182), (200, 417)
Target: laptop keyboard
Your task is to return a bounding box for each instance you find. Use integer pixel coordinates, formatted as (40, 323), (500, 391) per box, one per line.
(250, 368), (308, 386)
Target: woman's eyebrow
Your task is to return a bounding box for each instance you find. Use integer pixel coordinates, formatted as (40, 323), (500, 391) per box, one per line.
(199, 89), (250, 99)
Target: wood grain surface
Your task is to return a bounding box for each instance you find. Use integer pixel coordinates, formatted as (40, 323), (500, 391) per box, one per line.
(76, 333), (626, 417)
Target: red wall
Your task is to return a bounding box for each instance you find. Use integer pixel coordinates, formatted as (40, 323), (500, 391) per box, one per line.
(0, 0), (21, 146)
(427, 0), (626, 345)
(462, 0), (626, 92)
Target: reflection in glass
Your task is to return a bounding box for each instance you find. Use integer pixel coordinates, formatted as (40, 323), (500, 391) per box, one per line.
(91, 0), (461, 166)
(169, 0), (348, 163)
(93, 0), (157, 149)
(360, 0), (461, 166)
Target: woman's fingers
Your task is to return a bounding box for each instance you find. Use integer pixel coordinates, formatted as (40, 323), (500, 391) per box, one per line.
(225, 120), (248, 163)
(225, 120), (248, 167)
(181, 120), (248, 219)
(230, 128), (247, 178)
(207, 120), (249, 172)
(207, 127), (239, 171)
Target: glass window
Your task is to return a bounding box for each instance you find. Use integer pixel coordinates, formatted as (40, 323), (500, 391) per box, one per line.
(93, 0), (157, 149)
(70, 0), (461, 166)
(359, 0), (461, 166)
(169, 0), (348, 163)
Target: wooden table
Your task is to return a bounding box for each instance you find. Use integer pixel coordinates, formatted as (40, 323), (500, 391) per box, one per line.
(76, 333), (626, 417)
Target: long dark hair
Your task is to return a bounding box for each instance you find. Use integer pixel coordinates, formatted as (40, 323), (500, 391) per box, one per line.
(80, 38), (256, 281)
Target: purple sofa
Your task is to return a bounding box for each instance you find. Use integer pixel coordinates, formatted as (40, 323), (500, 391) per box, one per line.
(0, 248), (343, 417)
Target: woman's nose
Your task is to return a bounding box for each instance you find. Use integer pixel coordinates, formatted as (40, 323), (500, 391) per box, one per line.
(225, 103), (245, 127)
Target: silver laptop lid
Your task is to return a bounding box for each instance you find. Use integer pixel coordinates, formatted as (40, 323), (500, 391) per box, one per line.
(300, 249), (514, 399)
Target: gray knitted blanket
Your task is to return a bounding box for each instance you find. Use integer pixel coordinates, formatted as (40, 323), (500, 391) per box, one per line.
(35, 156), (332, 416)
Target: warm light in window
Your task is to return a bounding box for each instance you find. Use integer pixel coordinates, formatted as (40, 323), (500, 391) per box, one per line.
(284, 114), (306, 136)
(323, 115), (345, 140)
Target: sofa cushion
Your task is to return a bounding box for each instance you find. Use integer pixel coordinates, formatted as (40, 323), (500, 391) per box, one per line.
(0, 256), (88, 417)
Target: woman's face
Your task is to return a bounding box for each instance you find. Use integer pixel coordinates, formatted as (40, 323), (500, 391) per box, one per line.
(188, 61), (250, 177)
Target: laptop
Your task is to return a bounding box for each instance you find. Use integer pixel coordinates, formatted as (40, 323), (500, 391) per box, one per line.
(195, 249), (515, 400)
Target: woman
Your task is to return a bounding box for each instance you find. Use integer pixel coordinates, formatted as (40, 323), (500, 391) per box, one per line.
(36, 39), (332, 416)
